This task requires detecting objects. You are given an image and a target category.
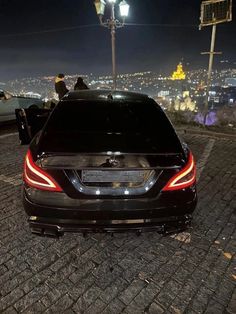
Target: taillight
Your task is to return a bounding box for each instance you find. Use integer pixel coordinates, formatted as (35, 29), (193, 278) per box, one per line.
(162, 152), (196, 191)
(23, 150), (62, 192)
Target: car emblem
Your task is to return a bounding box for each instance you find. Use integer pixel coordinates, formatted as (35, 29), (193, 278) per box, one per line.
(108, 157), (119, 167)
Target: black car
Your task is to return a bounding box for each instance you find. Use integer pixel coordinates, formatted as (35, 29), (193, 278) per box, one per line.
(22, 90), (197, 236)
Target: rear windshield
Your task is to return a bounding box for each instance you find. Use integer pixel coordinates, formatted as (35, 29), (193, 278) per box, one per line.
(45, 99), (182, 153)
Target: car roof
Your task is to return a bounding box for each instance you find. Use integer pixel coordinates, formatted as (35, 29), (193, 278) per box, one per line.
(62, 90), (150, 101)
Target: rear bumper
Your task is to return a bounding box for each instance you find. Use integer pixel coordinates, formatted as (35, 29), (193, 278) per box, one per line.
(28, 215), (192, 235)
(23, 186), (197, 234)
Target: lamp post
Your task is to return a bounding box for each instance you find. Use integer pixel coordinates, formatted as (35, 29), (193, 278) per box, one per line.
(94, 0), (130, 90)
(199, 0), (232, 125)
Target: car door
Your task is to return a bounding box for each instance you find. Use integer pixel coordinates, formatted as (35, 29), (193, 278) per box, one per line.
(0, 91), (18, 122)
(15, 107), (52, 144)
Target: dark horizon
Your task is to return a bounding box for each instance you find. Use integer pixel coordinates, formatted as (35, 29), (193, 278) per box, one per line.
(0, 0), (235, 81)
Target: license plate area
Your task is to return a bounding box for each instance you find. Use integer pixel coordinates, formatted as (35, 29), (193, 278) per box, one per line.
(82, 170), (145, 183)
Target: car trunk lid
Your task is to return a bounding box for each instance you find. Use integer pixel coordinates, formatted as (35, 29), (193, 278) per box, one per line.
(38, 151), (184, 198)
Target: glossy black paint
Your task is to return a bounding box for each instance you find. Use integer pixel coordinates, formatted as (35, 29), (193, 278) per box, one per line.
(22, 90), (197, 235)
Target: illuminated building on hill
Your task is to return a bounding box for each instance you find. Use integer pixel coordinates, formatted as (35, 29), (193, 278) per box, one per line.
(171, 63), (186, 80)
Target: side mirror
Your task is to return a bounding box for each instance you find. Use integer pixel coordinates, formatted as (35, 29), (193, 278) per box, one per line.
(0, 91), (6, 100)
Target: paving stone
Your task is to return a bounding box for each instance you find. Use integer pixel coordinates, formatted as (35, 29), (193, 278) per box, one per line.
(45, 294), (74, 313)
(204, 299), (226, 314)
(84, 298), (107, 314)
(213, 279), (236, 307)
(189, 285), (213, 313)
(68, 275), (96, 301)
(119, 278), (146, 305)
(133, 282), (160, 311)
(102, 298), (126, 314)
(99, 277), (129, 304)
(69, 261), (96, 284)
(72, 285), (103, 313)
(22, 300), (46, 313)
(2, 306), (18, 314)
(226, 288), (236, 314)
(13, 284), (50, 312)
(40, 288), (63, 308)
(168, 298), (189, 314)
(146, 302), (165, 314)
(0, 288), (25, 312)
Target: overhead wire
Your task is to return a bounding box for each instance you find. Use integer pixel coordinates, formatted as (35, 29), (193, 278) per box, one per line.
(124, 22), (198, 28)
(0, 24), (100, 38)
(0, 22), (200, 38)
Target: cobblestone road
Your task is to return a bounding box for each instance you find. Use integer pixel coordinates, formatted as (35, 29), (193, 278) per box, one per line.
(0, 133), (235, 314)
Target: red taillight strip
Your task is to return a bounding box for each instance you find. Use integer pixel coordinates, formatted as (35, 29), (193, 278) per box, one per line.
(162, 152), (196, 191)
(24, 150), (62, 192)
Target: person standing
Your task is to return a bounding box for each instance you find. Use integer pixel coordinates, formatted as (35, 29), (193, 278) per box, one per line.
(55, 73), (69, 100)
(74, 77), (89, 90)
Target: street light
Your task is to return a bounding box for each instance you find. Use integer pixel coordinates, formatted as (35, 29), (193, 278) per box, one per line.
(94, 0), (130, 90)
(94, 0), (106, 16)
(199, 0), (232, 125)
(119, 0), (130, 18)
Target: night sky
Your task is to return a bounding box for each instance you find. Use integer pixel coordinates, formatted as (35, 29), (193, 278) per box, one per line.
(0, 0), (235, 80)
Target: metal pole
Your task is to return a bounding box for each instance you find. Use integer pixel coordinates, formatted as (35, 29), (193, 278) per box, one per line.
(204, 23), (217, 123)
(110, 4), (117, 90)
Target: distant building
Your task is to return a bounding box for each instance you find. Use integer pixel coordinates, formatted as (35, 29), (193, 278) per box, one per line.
(225, 78), (236, 87)
(171, 63), (186, 80)
(183, 90), (190, 98)
(208, 86), (236, 107)
(21, 91), (42, 99)
(158, 90), (169, 97)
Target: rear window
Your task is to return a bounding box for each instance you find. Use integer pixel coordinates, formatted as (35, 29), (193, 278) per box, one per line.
(47, 100), (171, 132)
(45, 99), (182, 153)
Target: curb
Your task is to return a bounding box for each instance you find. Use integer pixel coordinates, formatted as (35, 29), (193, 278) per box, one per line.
(176, 127), (236, 140)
